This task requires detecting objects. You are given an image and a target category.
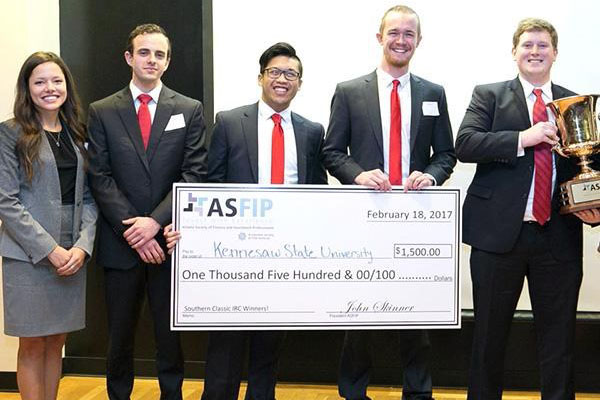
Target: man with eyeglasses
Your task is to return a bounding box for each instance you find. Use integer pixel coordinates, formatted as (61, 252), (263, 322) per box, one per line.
(200, 42), (327, 400)
(321, 5), (455, 400)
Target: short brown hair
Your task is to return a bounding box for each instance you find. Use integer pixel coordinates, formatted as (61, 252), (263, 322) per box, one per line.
(125, 23), (171, 58)
(512, 18), (558, 49)
(379, 5), (421, 37)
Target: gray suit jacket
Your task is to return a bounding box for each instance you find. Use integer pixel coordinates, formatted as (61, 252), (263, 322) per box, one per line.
(322, 71), (456, 185)
(0, 120), (97, 263)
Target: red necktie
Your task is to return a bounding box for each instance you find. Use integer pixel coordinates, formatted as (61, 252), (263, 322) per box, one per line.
(137, 94), (152, 149)
(389, 80), (402, 185)
(532, 88), (552, 225)
(271, 113), (284, 184)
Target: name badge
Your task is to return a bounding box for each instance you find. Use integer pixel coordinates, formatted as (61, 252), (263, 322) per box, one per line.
(422, 101), (440, 116)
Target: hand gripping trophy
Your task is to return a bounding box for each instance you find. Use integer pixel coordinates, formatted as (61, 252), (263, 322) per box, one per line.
(549, 95), (600, 213)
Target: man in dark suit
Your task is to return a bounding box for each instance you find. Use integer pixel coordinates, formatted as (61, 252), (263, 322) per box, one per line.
(456, 18), (598, 399)
(87, 24), (206, 400)
(321, 5), (456, 400)
(201, 42), (327, 400)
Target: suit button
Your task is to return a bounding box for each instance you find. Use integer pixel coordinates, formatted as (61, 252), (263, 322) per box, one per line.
(144, 181), (150, 187)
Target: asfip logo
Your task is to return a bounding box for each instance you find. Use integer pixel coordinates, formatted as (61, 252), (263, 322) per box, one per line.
(582, 182), (600, 191)
(183, 193), (273, 217)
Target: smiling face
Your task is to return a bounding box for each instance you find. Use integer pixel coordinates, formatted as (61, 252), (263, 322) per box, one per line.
(377, 10), (421, 77)
(125, 32), (170, 91)
(513, 29), (557, 86)
(258, 55), (302, 112)
(28, 61), (67, 117)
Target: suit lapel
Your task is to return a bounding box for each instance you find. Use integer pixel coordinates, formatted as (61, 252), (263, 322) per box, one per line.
(508, 78), (531, 129)
(513, 78), (567, 195)
(115, 87), (150, 173)
(146, 86), (176, 163)
(291, 113), (308, 184)
(507, 78), (536, 181)
(409, 74), (423, 153)
(242, 104), (259, 182)
(39, 131), (61, 202)
(363, 72), (384, 159)
(550, 83), (569, 102)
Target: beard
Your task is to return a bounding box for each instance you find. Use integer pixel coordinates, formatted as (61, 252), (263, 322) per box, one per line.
(386, 52), (411, 68)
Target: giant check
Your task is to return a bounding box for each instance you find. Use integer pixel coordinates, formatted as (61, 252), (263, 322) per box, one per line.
(171, 184), (461, 330)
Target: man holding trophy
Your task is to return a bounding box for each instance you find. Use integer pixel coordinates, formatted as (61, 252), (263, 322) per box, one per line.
(456, 18), (599, 399)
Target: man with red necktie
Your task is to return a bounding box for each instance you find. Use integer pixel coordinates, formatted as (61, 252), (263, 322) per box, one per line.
(201, 42), (327, 400)
(456, 18), (599, 399)
(87, 24), (207, 399)
(321, 5), (456, 400)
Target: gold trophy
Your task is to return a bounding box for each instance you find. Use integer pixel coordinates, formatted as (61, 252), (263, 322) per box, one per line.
(548, 94), (600, 214)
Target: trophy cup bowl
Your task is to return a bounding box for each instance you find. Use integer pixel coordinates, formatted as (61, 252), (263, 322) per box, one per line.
(548, 94), (600, 214)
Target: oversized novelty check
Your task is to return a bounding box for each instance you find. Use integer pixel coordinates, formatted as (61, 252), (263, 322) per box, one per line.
(171, 184), (461, 330)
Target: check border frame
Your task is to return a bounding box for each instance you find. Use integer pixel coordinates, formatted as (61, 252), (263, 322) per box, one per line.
(171, 184), (461, 330)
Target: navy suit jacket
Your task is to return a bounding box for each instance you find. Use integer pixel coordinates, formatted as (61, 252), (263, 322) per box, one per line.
(208, 103), (327, 185)
(88, 85), (207, 269)
(456, 77), (584, 259)
(321, 71), (456, 185)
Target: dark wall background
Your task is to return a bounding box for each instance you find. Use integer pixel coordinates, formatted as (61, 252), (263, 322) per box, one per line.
(37, 0), (600, 395)
(58, 0), (214, 383)
(59, 0), (213, 127)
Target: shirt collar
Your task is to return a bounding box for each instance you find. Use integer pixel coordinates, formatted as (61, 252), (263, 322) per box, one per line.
(258, 99), (292, 122)
(376, 68), (411, 89)
(130, 80), (163, 103)
(518, 75), (552, 99)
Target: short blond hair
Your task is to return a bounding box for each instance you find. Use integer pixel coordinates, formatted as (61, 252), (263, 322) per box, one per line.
(512, 18), (558, 49)
(379, 5), (421, 37)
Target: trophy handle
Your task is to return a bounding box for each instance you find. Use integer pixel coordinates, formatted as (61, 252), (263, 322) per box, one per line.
(552, 143), (568, 157)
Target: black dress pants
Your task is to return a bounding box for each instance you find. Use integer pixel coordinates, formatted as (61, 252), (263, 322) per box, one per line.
(468, 223), (582, 400)
(202, 331), (285, 400)
(338, 329), (433, 400)
(104, 262), (184, 400)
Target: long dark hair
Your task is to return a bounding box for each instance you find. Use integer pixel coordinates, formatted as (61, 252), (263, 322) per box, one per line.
(13, 51), (87, 182)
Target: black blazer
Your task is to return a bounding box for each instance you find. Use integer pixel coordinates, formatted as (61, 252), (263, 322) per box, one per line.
(87, 85), (207, 269)
(321, 71), (456, 185)
(207, 103), (327, 184)
(456, 77), (583, 259)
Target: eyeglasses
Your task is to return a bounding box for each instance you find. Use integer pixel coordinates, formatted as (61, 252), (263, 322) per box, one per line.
(263, 67), (300, 81)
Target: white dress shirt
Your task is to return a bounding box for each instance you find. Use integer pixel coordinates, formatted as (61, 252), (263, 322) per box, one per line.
(130, 81), (163, 124)
(377, 68), (412, 183)
(517, 75), (557, 222)
(257, 100), (298, 184)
